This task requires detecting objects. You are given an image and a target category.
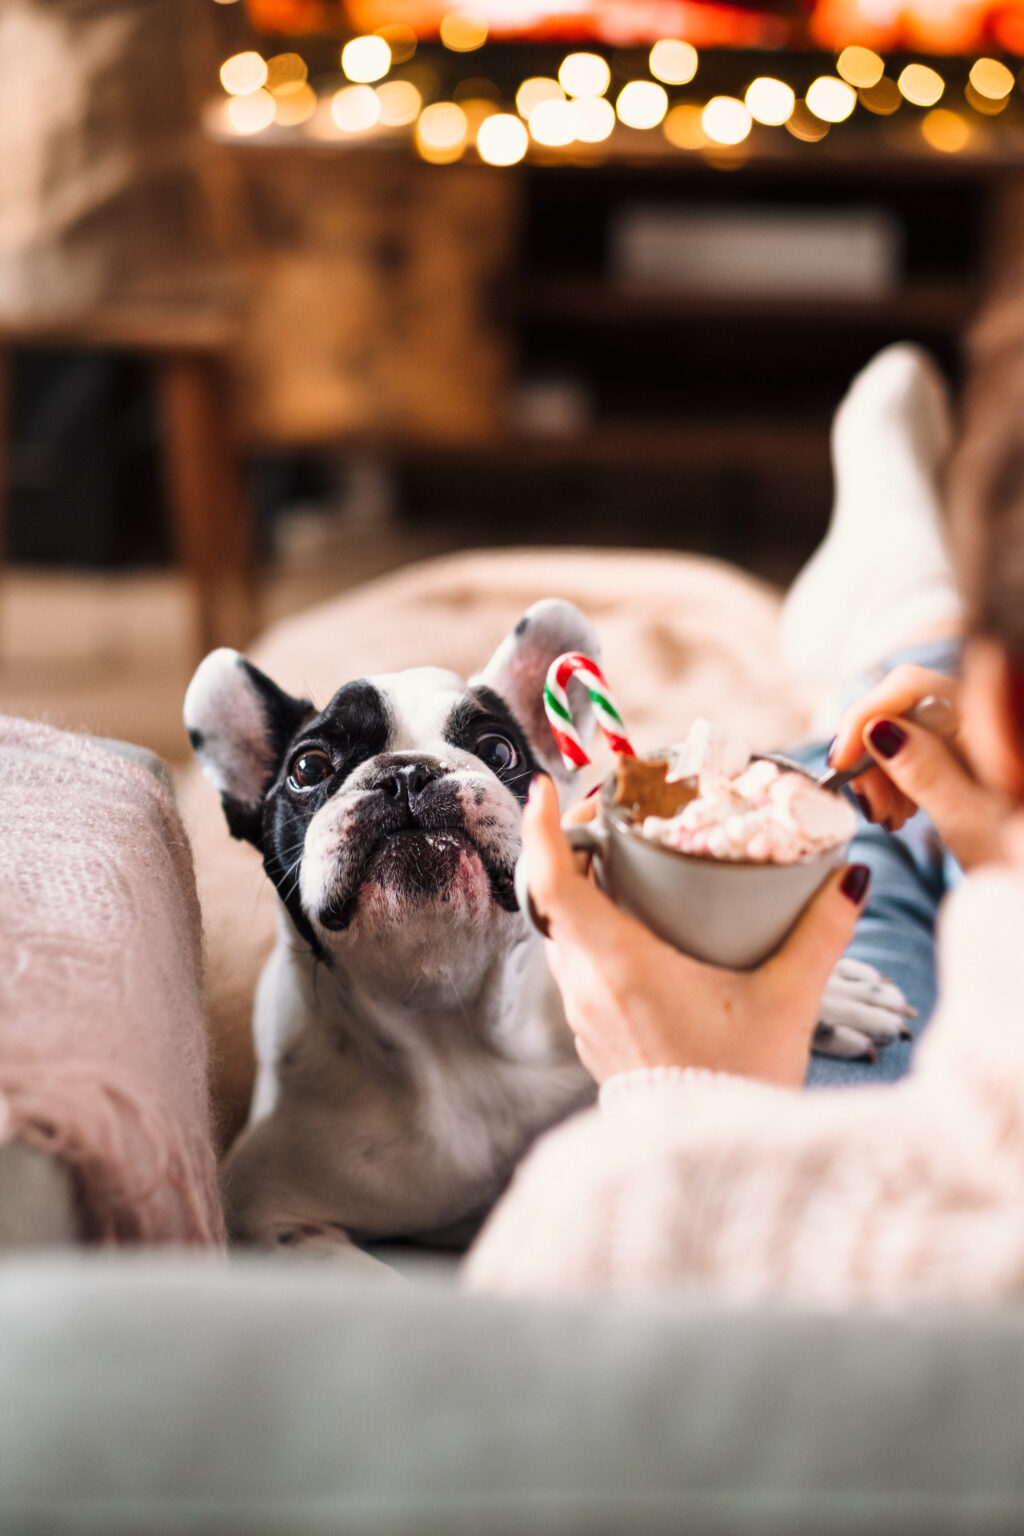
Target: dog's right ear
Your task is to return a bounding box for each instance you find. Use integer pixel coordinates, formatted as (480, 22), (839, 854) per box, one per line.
(184, 648), (313, 847)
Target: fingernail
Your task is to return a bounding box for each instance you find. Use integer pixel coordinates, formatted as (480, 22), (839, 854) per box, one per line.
(525, 892), (550, 939)
(840, 864), (871, 904)
(826, 735), (838, 766)
(584, 782), (601, 800)
(854, 792), (871, 819)
(869, 720), (907, 759)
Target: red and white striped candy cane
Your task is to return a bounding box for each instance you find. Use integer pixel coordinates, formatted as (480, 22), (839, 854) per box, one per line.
(543, 652), (635, 771)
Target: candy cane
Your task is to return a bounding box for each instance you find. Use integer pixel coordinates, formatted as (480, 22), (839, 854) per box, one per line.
(543, 652), (636, 771)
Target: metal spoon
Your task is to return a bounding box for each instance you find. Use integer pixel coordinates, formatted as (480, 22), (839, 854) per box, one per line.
(816, 693), (957, 793)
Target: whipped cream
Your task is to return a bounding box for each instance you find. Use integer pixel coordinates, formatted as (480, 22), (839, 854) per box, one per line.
(640, 720), (855, 865)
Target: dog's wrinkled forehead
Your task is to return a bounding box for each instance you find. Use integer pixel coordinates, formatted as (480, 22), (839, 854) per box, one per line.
(307, 667), (469, 763)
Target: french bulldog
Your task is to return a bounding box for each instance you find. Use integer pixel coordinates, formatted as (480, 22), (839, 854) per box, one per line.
(186, 598), (911, 1260)
(184, 600), (601, 1255)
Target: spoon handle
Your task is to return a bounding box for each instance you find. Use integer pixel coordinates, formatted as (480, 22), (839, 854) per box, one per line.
(817, 694), (957, 794)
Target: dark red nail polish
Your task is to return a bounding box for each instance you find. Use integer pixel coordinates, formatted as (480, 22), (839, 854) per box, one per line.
(584, 782), (601, 800)
(854, 792), (871, 819)
(869, 720), (907, 759)
(840, 864), (871, 904)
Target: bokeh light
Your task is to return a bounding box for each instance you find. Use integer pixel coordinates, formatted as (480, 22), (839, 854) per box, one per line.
(376, 79), (422, 126)
(859, 77), (902, 115)
(702, 95), (752, 145)
(745, 77), (795, 126)
(558, 52), (611, 99)
(648, 39), (698, 86)
(265, 53), (307, 93)
(476, 112), (528, 165)
(836, 46), (884, 89)
(220, 52), (268, 96)
(331, 84), (381, 131)
(786, 102), (830, 141)
(663, 102), (706, 149)
(273, 82), (316, 126)
(921, 107), (972, 151)
(227, 88), (275, 133)
(572, 96), (616, 142)
(529, 98), (578, 146)
(341, 35), (391, 83)
(416, 101), (468, 162)
(806, 76), (856, 122)
(965, 80), (1009, 114)
(375, 24), (417, 64)
(439, 11), (488, 51)
(516, 77), (563, 119)
(616, 81), (669, 130)
(969, 57), (1014, 99)
(898, 63), (944, 107)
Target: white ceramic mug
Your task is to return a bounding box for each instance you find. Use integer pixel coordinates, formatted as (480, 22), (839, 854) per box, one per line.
(516, 761), (851, 970)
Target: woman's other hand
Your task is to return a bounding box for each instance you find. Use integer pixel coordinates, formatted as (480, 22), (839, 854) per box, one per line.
(523, 775), (868, 1088)
(828, 664), (1009, 869)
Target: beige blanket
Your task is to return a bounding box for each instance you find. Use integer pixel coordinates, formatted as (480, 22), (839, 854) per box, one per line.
(177, 547), (812, 1146)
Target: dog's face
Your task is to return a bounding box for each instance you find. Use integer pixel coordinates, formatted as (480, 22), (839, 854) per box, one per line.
(184, 600), (599, 968)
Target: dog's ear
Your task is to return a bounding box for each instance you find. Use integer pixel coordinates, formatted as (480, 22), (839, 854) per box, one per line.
(471, 599), (601, 779)
(184, 648), (314, 846)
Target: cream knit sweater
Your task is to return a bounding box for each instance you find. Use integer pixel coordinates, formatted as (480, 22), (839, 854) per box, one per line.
(464, 865), (1024, 1305)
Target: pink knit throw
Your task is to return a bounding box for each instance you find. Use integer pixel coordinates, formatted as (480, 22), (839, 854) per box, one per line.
(0, 718), (224, 1245)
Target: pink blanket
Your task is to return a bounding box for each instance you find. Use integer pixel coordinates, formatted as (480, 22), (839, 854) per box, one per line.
(0, 718), (224, 1245)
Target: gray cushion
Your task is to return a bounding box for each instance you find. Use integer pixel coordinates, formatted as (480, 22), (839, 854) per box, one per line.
(2, 1253), (1024, 1534)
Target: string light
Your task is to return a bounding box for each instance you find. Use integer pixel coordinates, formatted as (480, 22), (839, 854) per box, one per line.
(416, 101), (468, 162)
(220, 52), (268, 96)
(745, 77), (795, 126)
(265, 53), (307, 93)
(898, 63), (944, 106)
(341, 36), (391, 83)
(702, 96), (752, 145)
(806, 76), (856, 122)
(558, 52), (611, 99)
(648, 39), (698, 86)
(616, 81), (668, 130)
(476, 112), (528, 165)
(786, 102), (830, 141)
(836, 46), (884, 89)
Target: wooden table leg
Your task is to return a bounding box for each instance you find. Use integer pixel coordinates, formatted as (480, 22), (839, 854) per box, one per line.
(157, 350), (257, 659)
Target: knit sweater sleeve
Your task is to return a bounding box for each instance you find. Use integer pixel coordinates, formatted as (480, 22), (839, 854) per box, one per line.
(463, 869), (1024, 1304)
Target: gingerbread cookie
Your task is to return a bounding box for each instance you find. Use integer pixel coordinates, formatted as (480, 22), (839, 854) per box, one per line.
(613, 754), (698, 821)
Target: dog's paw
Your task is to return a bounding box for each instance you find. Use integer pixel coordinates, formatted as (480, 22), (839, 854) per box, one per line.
(813, 957), (916, 1061)
(269, 1223), (404, 1280)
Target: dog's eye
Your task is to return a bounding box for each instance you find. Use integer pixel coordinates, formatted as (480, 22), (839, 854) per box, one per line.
(287, 750), (332, 790)
(476, 733), (518, 775)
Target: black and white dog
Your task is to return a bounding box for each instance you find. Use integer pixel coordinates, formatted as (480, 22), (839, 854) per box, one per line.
(185, 600), (600, 1254)
(186, 597), (908, 1258)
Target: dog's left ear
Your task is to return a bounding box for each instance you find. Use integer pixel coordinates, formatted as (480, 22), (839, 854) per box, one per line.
(184, 648), (314, 846)
(471, 599), (601, 778)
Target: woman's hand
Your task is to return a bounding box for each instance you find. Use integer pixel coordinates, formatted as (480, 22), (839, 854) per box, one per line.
(523, 775), (869, 1088)
(828, 664), (1009, 869)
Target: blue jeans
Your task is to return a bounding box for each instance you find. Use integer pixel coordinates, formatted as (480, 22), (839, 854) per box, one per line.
(787, 638), (963, 1088)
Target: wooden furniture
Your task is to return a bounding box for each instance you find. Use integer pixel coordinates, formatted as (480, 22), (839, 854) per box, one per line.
(0, 307), (256, 658)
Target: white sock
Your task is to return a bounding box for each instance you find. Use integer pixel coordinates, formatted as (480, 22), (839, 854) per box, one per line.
(780, 343), (963, 709)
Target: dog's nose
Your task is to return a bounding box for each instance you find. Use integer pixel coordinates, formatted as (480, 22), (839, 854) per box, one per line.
(376, 760), (441, 807)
